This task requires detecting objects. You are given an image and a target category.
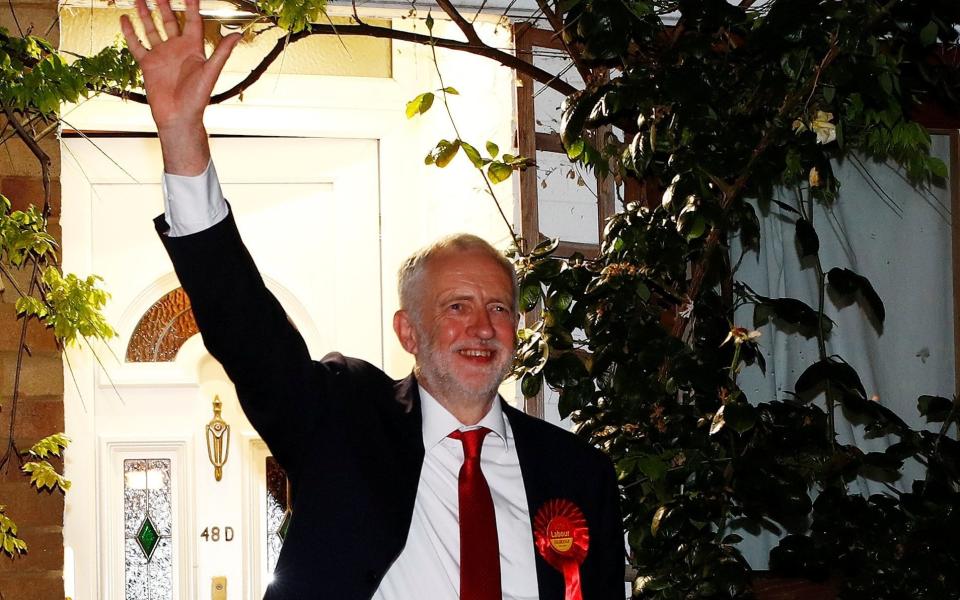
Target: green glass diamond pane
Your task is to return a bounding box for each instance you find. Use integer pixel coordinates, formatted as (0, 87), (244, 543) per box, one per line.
(277, 510), (292, 543)
(136, 516), (160, 561)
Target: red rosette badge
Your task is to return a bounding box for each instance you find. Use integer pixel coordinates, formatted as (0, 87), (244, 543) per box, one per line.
(534, 498), (590, 600)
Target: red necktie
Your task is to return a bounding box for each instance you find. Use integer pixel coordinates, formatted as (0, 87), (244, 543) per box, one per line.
(449, 428), (502, 600)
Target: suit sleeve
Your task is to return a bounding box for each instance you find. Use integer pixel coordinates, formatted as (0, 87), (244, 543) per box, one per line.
(155, 210), (324, 478)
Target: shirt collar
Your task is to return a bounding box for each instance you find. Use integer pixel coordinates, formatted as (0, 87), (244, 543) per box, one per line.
(419, 385), (508, 451)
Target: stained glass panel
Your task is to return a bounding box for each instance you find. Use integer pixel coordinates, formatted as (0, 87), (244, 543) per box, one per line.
(125, 288), (199, 362)
(265, 457), (289, 576)
(124, 459), (173, 599)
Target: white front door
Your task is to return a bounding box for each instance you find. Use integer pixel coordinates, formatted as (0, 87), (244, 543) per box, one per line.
(62, 136), (382, 600)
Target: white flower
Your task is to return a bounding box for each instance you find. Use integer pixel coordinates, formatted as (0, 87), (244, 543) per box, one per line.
(721, 326), (762, 347)
(810, 111), (836, 144)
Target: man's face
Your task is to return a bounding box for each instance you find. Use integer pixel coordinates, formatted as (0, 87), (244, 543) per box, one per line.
(400, 249), (518, 406)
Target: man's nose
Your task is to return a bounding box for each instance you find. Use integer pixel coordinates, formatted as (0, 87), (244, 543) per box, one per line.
(467, 308), (495, 339)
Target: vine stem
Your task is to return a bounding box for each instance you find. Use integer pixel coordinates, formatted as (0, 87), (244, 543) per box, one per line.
(796, 185), (836, 448)
(0, 105), (51, 472)
(427, 33), (522, 249)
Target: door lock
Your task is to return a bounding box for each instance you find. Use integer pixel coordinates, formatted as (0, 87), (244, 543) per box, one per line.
(212, 576), (227, 600)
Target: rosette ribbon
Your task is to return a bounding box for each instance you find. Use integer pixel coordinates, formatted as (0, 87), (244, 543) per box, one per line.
(534, 498), (590, 600)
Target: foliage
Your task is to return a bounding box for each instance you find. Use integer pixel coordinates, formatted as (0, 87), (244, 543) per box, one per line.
(0, 27), (140, 116)
(0, 505), (27, 556)
(408, 79), (533, 188)
(0, 22), (126, 560)
(512, 0), (960, 598)
(257, 0), (327, 33)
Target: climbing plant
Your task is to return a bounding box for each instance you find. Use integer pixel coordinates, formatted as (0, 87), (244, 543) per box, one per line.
(512, 1), (960, 598)
(0, 25), (135, 558)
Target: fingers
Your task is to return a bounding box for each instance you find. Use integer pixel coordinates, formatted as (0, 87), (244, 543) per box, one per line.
(119, 14), (148, 60)
(183, 0), (203, 38)
(135, 0), (163, 47)
(203, 32), (242, 87)
(156, 0), (180, 39)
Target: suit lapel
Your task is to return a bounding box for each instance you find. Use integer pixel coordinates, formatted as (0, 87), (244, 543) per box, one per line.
(392, 372), (425, 484)
(386, 374), (426, 547)
(504, 402), (566, 600)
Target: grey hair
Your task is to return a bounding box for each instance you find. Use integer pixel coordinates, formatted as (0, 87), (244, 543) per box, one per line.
(397, 233), (518, 318)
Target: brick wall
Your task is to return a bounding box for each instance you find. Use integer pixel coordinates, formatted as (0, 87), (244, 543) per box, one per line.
(0, 2), (65, 599)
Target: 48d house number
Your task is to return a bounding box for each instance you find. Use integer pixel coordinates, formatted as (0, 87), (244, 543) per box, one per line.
(200, 526), (235, 542)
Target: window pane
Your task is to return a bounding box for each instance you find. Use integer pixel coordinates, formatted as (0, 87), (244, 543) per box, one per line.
(265, 457), (289, 576)
(124, 458), (173, 600)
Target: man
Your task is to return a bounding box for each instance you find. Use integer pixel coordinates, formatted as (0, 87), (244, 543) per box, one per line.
(121, 0), (624, 598)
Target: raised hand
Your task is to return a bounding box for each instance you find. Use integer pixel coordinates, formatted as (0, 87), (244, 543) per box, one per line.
(120, 0), (241, 174)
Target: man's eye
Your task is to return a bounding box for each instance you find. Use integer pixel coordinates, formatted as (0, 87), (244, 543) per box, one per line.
(449, 303), (462, 311)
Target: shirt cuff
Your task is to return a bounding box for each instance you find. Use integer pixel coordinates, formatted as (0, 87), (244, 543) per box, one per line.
(161, 159), (230, 237)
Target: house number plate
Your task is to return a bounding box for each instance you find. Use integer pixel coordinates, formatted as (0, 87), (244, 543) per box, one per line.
(200, 526), (235, 542)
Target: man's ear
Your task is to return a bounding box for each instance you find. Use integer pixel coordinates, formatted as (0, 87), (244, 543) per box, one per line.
(393, 310), (419, 355)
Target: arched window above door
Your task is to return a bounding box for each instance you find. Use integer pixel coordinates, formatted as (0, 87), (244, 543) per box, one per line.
(125, 288), (198, 363)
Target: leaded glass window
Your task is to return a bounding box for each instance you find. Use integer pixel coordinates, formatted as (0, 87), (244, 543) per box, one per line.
(265, 457), (290, 576)
(125, 288), (199, 363)
(124, 459), (173, 599)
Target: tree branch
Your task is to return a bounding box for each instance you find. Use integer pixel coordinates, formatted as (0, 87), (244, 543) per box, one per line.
(100, 21), (577, 106)
(435, 0), (483, 46)
(533, 0), (592, 82)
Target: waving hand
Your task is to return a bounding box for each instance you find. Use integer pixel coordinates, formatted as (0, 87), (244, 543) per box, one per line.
(121, 0), (241, 174)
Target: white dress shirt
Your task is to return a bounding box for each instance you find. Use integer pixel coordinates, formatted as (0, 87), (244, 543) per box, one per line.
(373, 387), (539, 600)
(162, 163), (540, 598)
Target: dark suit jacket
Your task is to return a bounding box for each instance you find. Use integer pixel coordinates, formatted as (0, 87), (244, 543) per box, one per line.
(157, 211), (625, 599)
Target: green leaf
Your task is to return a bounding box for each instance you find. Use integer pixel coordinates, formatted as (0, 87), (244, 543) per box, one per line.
(567, 139), (586, 160)
(487, 161), (512, 184)
(531, 238), (560, 257)
(724, 403), (757, 434)
(795, 358), (867, 403)
(827, 267), (885, 324)
(518, 278), (542, 311)
(878, 73), (893, 95)
(929, 157), (948, 179)
(439, 86), (459, 95)
(754, 295), (826, 336)
(425, 139), (461, 168)
(461, 141), (483, 168)
(485, 141), (499, 158)
(25, 433), (69, 459)
(547, 290), (573, 312)
(22, 460), (71, 492)
(636, 454), (668, 482)
(0, 505), (28, 558)
(15, 295), (48, 318)
(405, 92), (434, 119)
(521, 373), (542, 397)
(39, 268), (116, 346)
(425, 12), (434, 31)
(920, 20), (938, 46)
(918, 395), (954, 423)
(822, 85), (835, 104)
(684, 215), (707, 240)
(651, 505), (668, 536)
